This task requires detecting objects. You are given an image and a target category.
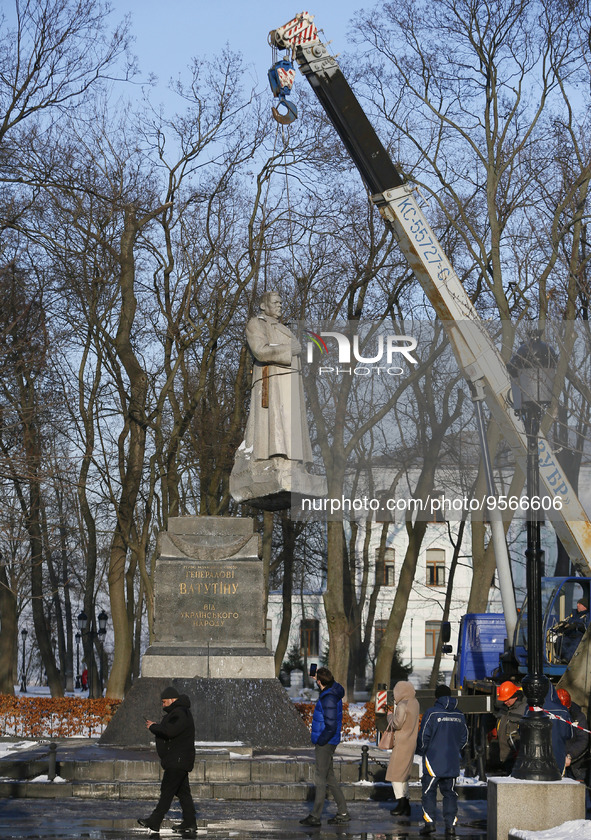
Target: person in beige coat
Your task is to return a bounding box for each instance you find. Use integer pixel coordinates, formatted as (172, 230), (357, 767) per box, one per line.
(385, 680), (420, 817)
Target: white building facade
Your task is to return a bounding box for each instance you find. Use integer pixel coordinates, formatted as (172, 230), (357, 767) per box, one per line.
(266, 518), (505, 689)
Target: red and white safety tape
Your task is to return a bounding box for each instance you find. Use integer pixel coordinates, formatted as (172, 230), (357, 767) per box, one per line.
(529, 706), (591, 736)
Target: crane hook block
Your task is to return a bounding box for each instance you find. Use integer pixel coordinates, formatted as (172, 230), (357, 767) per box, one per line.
(268, 59), (296, 98)
(271, 98), (298, 125)
(268, 58), (297, 124)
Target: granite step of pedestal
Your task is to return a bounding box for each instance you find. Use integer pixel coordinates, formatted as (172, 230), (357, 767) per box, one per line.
(0, 777), (487, 801)
(0, 778), (410, 801)
(0, 745), (487, 802)
(0, 755), (366, 785)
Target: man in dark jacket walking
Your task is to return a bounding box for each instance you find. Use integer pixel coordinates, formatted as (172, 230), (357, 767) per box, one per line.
(138, 686), (196, 837)
(300, 667), (350, 827)
(417, 684), (468, 840)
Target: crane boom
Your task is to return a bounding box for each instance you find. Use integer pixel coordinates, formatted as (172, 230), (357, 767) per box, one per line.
(269, 13), (591, 575)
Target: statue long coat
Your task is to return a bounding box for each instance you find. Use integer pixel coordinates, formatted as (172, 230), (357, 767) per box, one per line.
(243, 313), (313, 463)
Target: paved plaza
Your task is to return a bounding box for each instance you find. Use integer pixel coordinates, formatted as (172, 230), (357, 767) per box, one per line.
(0, 796), (488, 839)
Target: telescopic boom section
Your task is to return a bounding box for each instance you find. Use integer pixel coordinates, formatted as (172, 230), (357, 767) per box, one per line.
(269, 13), (403, 195)
(269, 13), (591, 577)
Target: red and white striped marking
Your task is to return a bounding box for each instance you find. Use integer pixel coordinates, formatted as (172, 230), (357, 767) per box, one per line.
(276, 67), (296, 89)
(530, 706), (591, 735)
(275, 12), (319, 47)
(375, 689), (388, 715)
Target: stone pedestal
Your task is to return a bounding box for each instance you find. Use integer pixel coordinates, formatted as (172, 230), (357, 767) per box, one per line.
(100, 516), (310, 748)
(487, 776), (585, 840)
(99, 676), (310, 748)
(142, 516), (274, 679)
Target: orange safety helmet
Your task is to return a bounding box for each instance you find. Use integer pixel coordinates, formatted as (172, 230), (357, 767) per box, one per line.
(497, 681), (520, 702)
(556, 688), (572, 709)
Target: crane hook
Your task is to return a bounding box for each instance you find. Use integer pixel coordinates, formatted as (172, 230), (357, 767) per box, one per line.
(268, 58), (297, 125)
(272, 98), (298, 125)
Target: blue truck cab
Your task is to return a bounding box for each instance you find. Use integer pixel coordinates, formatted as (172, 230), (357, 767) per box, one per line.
(455, 613), (507, 687)
(455, 577), (591, 686)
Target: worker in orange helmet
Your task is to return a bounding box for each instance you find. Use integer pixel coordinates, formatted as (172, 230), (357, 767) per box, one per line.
(557, 688), (589, 782)
(497, 682), (520, 703)
(496, 682), (527, 773)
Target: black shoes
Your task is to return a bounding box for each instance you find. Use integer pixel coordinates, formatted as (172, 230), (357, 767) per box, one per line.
(327, 813), (351, 824)
(300, 813), (350, 826)
(390, 797), (411, 816)
(171, 825), (196, 838)
(299, 814), (322, 826)
(137, 818), (160, 832)
(418, 819), (455, 836)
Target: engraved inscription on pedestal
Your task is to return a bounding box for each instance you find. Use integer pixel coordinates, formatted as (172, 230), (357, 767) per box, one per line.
(141, 516), (275, 679)
(155, 559), (262, 646)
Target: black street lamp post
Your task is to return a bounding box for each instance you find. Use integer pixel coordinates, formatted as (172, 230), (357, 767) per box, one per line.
(77, 609), (109, 698)
(508, 333), (560, 781)
(97, 609), (108, 692)
(20, 628), (28, 694)
(75, 631), (82, 689)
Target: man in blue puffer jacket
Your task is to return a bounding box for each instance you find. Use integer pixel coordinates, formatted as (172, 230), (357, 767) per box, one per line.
(300, 667), (350, 827)
(416, 684), (468, 840)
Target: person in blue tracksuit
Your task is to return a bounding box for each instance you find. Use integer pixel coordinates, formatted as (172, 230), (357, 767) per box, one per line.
(416, 684), (468, 840)
(299, 667), (350, 827)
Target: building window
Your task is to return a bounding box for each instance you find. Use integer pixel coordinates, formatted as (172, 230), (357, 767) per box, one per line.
(426, 549), (446, 587)
(425, 621), (440, 657)
(431, 491), (446, 522)
(375, 619), (388, 657)
(265, 618), (273, 649)
(300, 619), (319, 657)
(376, 547), (396, 585)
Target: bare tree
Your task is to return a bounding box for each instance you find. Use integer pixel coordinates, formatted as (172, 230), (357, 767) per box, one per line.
(0, 0), (131, 148)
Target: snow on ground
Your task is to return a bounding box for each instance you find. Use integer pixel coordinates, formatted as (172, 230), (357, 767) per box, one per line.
(510, 820), (591, 839)
(30, 774), (68, 783)
(13, 686), (83, 697)
(0, 740), (39, 758)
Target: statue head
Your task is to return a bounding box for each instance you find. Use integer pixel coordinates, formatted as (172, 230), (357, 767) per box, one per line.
(259, 290), (282, 320)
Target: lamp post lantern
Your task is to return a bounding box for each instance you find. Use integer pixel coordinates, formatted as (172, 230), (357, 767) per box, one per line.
(508, 332), (560, 781)
(20, 628), (28, 694)
(77, 608), (109, 697)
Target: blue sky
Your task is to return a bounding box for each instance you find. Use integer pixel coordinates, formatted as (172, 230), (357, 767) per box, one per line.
(116, 1), (367, 104)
